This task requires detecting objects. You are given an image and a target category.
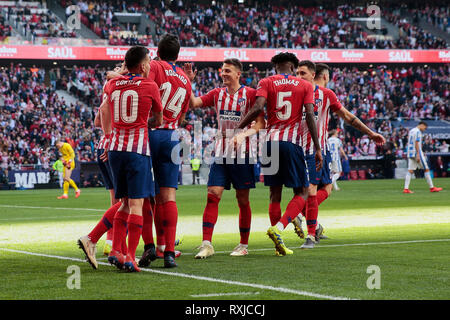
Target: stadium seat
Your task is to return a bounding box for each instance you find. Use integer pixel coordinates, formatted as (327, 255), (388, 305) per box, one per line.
(350, 171), (358, 180)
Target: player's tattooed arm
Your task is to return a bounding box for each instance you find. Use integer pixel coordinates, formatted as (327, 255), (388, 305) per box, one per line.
(148, 111), (163, 128)
(336, 107), (386, 146)
(305, 103), (323, 171)
(237, 96), (266, 129)
(99, 99), (112, 162)
(231, 113), (266, 149)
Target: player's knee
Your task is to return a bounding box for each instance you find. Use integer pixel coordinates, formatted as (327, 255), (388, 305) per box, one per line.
(324, 184), (333, 196)
(235, 192), (249, 206)
(63, 178), (70, 182)
(308, 185), (317, 196)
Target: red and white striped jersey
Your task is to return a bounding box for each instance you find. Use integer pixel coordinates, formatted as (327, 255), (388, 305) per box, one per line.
(97, 135), (109, 150)
(200, 85), (257, 156)
(103, 74), (163, 156)
(148, 60), (192, 130)
(301, 85), (343, 155)
(256, 74), (314, 146)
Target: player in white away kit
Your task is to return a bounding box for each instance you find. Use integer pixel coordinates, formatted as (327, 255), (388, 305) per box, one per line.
(327, 130), (347, 191)
(403, 121), (442, 193)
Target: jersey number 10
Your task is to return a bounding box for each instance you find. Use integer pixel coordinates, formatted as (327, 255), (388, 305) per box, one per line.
(111, 89), (139, 123)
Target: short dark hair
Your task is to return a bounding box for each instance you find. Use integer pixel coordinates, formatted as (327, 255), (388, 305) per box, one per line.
(418, 121), (428, 127)
(271, 52), (299, 69)
(125, 46), (149, 70)
(223, 58), (243, 71)
(158, 34), (180, 61)
(315, 63), (330, 79)
(298, 60), (316, 73)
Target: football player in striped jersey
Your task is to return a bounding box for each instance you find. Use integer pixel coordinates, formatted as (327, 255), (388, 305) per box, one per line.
(186, 58), (265, 258)
(101, 46), (163, 272)
(404, 122), (442, 193)
(294, 61), (385, 248)
(237, 52), (323, 256)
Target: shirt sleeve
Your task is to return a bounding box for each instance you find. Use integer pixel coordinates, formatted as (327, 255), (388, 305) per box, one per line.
(147, 60), (160, 83)
(200, 88), (218, 107)
(256, 79), (269, 99)
(328, 89), (343, 112)
(416, 130), (421, 142)
(150, 82), (163, 113)
(303, 81), (314, 105)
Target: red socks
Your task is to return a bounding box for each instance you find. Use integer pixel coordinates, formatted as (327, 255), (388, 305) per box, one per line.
(317, 189), (329, 206)
(268, 202), (281, 226)
(141, 198), (154, 246)
(279, 195), (306, 228)
(154, 203), (165, 247)
(126, 214), (143, 260)
(88, 202), (121, 243)
(163, 201), (178, 252)
(202, 193), (220, 242)
(112, 210), (129, 253)
(306, 195), (318, 236)
(238, 202), (251, 245)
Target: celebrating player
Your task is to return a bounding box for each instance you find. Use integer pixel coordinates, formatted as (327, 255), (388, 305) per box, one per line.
(293, 62), (386, 248)
(138, 34), (192, 268)
(77, 76), (124, 269)
(55, 140), (80, 199)
(101, 46), (163, 272)
(237, 52), (322, 256)
(106, 35), (191, 268)
(328, 129), (347, 191)
(185, 58), (265, 258)
(403, 121), (443, 193)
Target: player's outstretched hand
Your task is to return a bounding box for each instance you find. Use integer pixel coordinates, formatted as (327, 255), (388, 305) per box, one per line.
(370, 132), (386, 146)
(315, 150), (323, 172)
(183, 63), (197, 82)
(100, 150), (108, 162)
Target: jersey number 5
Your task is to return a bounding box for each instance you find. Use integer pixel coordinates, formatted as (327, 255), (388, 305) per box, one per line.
(111, 89), (138, 123)
(160, 82), (187, 119)
(276, 91), (292, 121)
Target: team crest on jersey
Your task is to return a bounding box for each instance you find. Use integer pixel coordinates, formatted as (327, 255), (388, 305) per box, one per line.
(238, 97), (247, 107)
(315, 98), (323, 109)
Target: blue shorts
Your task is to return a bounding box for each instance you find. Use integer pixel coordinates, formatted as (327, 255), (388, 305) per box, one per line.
(149, 129), (180, 195)
(108, 151), (155, 199)
(262, 141), (309, 188)
(305, 151), (332, 186)
(208, 158), (256, 190)
(97, 149), (114, 190)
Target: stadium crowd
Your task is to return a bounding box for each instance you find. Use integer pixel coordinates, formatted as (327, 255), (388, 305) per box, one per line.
(60, 0), (449, 49)
(6, 5), (76, 40)
(0, 62), (448, 183)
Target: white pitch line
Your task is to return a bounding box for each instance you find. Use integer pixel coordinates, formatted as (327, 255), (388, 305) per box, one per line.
(190, 292), (260, 298)
(0, 205), (105, 212)
(180, 238), (450, 255)
(0, 248), (352, 300)
(0, 215), (100, 221)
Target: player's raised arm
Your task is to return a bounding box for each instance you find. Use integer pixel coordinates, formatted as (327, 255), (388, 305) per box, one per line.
(335, 107), (386, 146)
(189, 92), (204, 109)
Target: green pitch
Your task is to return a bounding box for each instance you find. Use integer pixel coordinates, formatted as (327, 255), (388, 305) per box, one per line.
(0, 179), (449, 300)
